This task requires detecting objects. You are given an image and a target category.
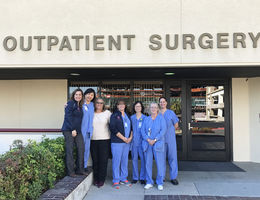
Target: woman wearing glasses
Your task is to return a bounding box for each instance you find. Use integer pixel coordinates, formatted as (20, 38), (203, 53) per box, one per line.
(141, 102), (167, 191)
(130, 101), (146, 184)
(90, 98), (111, 188)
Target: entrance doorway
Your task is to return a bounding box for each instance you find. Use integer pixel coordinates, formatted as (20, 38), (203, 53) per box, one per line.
(166, 80), (230, 161)
(69, 79), (231, 161)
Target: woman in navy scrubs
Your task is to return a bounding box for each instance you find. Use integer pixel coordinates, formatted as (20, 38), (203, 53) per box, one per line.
(109, 99), (132, 189)
(61, 89), (86, 177)
(81, 88), (96, 172)
(141, 103), (167, 191)
(159, 97), (179, 185)
(130, 101), (146, 184)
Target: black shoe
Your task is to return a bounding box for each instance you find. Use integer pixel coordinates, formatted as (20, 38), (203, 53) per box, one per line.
(140, 180), (146, 185)
(171, 179), (179, 185)
(76, 171), (88, 176)
(69, 173), (76, 178)
(131, 180), (138, 184)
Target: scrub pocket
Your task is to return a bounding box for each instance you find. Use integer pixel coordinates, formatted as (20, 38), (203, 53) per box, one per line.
(154, 140), (165, 152)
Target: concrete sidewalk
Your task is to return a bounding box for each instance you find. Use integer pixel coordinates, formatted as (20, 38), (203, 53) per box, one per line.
(83, 161), (260, 200)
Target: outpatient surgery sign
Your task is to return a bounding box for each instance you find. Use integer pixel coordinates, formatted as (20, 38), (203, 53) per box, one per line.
(1, 32), (260, 51)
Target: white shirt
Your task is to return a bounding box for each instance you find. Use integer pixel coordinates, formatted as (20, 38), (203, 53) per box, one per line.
(91, 110), (111, 140)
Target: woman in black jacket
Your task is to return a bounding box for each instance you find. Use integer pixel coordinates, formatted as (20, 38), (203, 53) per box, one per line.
(109, 99), (132, 189)
(61, 88), (86, 177)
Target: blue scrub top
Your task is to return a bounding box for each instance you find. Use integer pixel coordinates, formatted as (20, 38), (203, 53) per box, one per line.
(162, 109), (179, 143)
(122, 114), (131, 138)
(81, 102), (94, 137)
(131, 114), (146, 147)
(141, 114), (166, 142)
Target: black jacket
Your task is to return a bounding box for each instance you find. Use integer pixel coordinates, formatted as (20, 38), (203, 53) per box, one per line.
(61, 100), (83, 134)
(109, 110), (132, 143)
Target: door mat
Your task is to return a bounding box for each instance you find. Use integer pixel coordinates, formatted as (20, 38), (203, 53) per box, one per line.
(178, 161), (245, 172)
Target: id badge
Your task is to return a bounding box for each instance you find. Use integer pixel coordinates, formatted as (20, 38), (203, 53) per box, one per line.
(125, 122), (128, 128)
(138, 122), (142, 128)
(148, 128), (151, 136)
(84, 105), (88, 111)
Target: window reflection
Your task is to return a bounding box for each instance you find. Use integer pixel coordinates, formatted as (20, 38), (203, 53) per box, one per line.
(191, 85), (224, 122)
(169, 86), (182, 151)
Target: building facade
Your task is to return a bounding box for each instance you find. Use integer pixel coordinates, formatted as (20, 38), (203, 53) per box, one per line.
(0, 0), (260, 162)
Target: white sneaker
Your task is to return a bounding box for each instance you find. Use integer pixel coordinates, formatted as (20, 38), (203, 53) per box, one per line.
(144, 184), (153, 189)
(158, 185), (163, 191)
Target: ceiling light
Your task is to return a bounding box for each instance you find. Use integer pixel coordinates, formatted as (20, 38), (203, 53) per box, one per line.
(165, 72), (175, 75)
(70, 73), (80, 76)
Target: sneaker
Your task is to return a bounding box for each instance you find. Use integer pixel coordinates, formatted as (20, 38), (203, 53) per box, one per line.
(144, 184), (153, 189)
(158, 185), (163, 191)
(120, 180), (132, 187)
(112, 182), (120, 189)
(171, 179), (179, 185)
(140, 180), (146, 185)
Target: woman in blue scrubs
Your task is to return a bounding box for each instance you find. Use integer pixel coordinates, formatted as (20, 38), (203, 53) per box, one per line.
(81, 88), (96, 172)
(141, 103), (167, 191)
(159, 97), (179, 185)
(109, 99), (132, 189)
(130, 101), (146, 184)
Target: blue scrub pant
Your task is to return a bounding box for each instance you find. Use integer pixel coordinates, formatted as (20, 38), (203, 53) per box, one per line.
(111, 143), (130, 183)
(83, 132), (91, 168)
(164, 142), (178, 180)
(131, 145), (146, 181)
(144, 145), (165, 185)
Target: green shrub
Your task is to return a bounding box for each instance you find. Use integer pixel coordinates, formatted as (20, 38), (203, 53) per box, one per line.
(0, 136), (65, 200)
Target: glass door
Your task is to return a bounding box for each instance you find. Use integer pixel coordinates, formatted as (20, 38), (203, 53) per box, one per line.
(186, 80), (230, 161)
(165, 80), (186, 160)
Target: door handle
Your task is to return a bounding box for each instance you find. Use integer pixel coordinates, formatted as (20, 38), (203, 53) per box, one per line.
(188, 123), (193, 130)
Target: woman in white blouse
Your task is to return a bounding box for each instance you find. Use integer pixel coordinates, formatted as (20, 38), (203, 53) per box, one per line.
(90, 98), (111, 188)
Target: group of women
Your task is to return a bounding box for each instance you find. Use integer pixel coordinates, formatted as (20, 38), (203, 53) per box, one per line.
(61, 88), (179, 191)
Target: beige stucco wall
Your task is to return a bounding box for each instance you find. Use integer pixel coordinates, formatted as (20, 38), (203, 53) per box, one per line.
(248, 78), (260, 162)
(232, 78), (250, 161)
(232, 78), (260, 162)
(0, 80), (67, 129)
(0, 0), (260, 67)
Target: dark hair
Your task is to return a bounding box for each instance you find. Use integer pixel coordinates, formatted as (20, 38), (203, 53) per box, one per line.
(83, 88), (96, 102)
(114, 99), (127, 112)
(132, 101), (145, 114)
(94, 98), (106, 112)
(70, 88), (84, 108)
(159, 96), (167, 103)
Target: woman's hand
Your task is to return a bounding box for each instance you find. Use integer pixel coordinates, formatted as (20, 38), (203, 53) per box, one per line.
(72, 130), (77, 137)
(125, 137), (132, 144)
(147, 138), (156, 146)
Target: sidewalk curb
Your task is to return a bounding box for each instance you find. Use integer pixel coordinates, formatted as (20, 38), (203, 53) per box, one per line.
(65, 172), (93, 200)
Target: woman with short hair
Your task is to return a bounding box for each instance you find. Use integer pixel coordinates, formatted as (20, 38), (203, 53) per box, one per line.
(141, 102), (167, 191)
(90, 98), (111, 188)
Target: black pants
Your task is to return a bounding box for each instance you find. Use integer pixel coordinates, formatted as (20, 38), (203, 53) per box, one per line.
(63, 131), (85, 175)
(90, 139), (110, 182)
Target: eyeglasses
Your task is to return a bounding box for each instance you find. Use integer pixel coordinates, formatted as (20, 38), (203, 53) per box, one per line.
(96, 102), (104, 104)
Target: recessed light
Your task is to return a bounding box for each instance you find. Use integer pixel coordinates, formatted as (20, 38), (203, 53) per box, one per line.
(70, 73), (80, 76)
(165, 72), (175, 75)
